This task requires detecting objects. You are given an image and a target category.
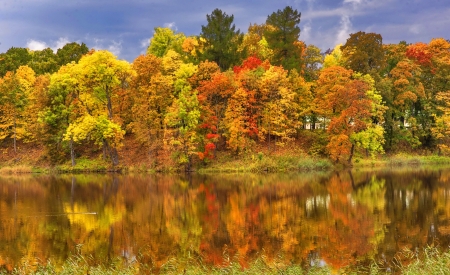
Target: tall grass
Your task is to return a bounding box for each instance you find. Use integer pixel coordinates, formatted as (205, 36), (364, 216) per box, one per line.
(0, 165), (33, 174)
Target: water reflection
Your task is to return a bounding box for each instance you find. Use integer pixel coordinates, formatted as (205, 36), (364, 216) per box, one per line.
(0, 169), (450, 271)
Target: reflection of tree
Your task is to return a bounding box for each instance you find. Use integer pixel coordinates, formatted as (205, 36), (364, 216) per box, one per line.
(3, 170), (450, 272)
(318, 173), (375, 269)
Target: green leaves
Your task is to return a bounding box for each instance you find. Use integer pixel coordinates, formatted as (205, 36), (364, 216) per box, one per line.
(200, 9), (244, 71)
(265, 6), (301, 71)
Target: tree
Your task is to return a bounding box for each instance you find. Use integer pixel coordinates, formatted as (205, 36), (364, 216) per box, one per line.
(28, 48), (59, 75)
(56, 42), (89, 66)
(129, 54), (174, 165)
(303, 44), (323, 81)
(41, 63), (83, 164)
(165, 64), (200, 171)
(74, 50), (132, 166)
(259, 65), (299, 149)
(147, 27), (186, 58)
(341, 32), (385, 76)
(264, 6), (301, 71)
(0, 66), (36, 153)
(199, 8), (244, 71)
(0, 47), (32, 77)
(241, 23), (273, 61)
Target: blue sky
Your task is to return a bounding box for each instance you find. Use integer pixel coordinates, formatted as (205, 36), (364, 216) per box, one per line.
(1, 0), (449, 62)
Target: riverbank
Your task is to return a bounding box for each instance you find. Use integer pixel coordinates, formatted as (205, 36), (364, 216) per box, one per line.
(3, 153), (450, 174)
(2, 141), (450, 174)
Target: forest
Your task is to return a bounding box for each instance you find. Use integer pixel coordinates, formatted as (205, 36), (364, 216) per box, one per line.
(0, 6), (449, 171)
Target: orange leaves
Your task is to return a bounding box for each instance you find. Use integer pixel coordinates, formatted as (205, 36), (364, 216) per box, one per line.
(406, 42), (433, 67)
(233, 56), (263, 74)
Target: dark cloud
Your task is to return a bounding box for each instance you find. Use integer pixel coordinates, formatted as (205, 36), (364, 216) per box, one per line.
(0, 0), (449, 61)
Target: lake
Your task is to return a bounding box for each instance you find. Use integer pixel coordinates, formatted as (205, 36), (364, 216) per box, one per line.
(0, 168), (450, 272)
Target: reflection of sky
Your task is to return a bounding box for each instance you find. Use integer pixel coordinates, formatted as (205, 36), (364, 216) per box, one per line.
(1, 0), (449, 61)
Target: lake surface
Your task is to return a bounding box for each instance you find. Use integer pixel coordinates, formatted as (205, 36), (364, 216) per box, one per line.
(1, 168), (450, 271)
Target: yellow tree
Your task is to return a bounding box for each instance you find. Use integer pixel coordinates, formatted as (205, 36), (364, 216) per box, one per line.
(259, 65), (299, 149)
(128, 54), (174, 165)
(70, 50), (132, 166)
(0, 65), (36, 154)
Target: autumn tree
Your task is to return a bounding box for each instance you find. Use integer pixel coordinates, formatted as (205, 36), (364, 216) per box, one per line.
(41, 63), (84, 164)
(241, 23), (273, 61)
(196, 68), (234, 157)
(147, 27), (186, 58)
(199, 8), (244, 71)
(165, 64), (200, 171)
(341, 32), (385, 76)
(264, 6), (302, 71)
(259, 65), (299, 149)
(128, 54), (173, 165)
(315, 66), (385, 162)
(0, 66), (36, 154)
(68, 50), (131, 166)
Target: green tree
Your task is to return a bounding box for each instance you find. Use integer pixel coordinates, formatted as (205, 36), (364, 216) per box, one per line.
(147, 27), (186, 58)
(0, 47), (32, 77)
(264, 6), (301, 71)
(28, 48), (59, 75)
(56, 42), (89, 66)
(165, 64), (200, 171)
(199, 8), (244, 71)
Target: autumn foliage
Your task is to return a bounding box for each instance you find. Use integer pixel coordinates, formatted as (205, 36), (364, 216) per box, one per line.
(0, 8), (449, 168)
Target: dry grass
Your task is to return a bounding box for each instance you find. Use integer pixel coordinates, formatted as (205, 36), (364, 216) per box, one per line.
(0, 165), (33, 174)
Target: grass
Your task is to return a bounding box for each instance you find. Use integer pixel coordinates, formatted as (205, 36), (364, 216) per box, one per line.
(0, 164), (34, 174)
(352, 154), (450, 169)
(197, 152), (333, 174)
(56, 157), (108, 173)
(4, 247), (450, 275)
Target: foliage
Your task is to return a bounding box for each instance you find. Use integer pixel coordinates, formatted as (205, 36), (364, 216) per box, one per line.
(264, 6), (302, 71)
(199, 8), (244, 71)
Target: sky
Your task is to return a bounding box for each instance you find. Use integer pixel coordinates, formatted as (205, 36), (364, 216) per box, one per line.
(1, 0), (449, 62)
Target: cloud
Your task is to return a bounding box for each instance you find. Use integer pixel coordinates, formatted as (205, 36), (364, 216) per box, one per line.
(343, 0), (363, 4)
(26, 39), (48, 51)
(26, 37), (75, 52)
(54, 37), (71, 51)
(302, 21), (312, 42)
(335, 15), (353, 45)
(408, 24), (422, 35)
(139, 38), (150, 54)
(163, 22), (177, 31)
(107, 41), (122, 56)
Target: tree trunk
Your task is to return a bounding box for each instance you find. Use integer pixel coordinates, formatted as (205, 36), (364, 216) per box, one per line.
(348, 143), (355, 164)
(13, 116), (17, 154)
(70, 137), (76, 166)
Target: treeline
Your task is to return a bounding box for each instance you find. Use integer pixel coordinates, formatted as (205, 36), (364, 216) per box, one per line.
(0, 6), (449, 170)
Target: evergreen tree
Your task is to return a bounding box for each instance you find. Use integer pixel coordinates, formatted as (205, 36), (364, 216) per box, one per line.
(199, 8), (244, 71)
(264, 6), (301, 71)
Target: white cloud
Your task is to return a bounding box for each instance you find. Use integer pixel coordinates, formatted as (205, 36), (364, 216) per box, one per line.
(335, 15), (353, 45)
(26, 39), (48, 51)
(139, 38), (150, 54)
(409, 24), (422, 35)
(163, 22), (178, 31)
(302, 21), (312, 42)
(344, 0), (363, 4)
(53, 37), (70, 51)
(108, 41), (122, 56)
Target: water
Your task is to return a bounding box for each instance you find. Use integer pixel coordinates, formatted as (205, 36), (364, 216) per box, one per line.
(0, 168), (450, 271)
